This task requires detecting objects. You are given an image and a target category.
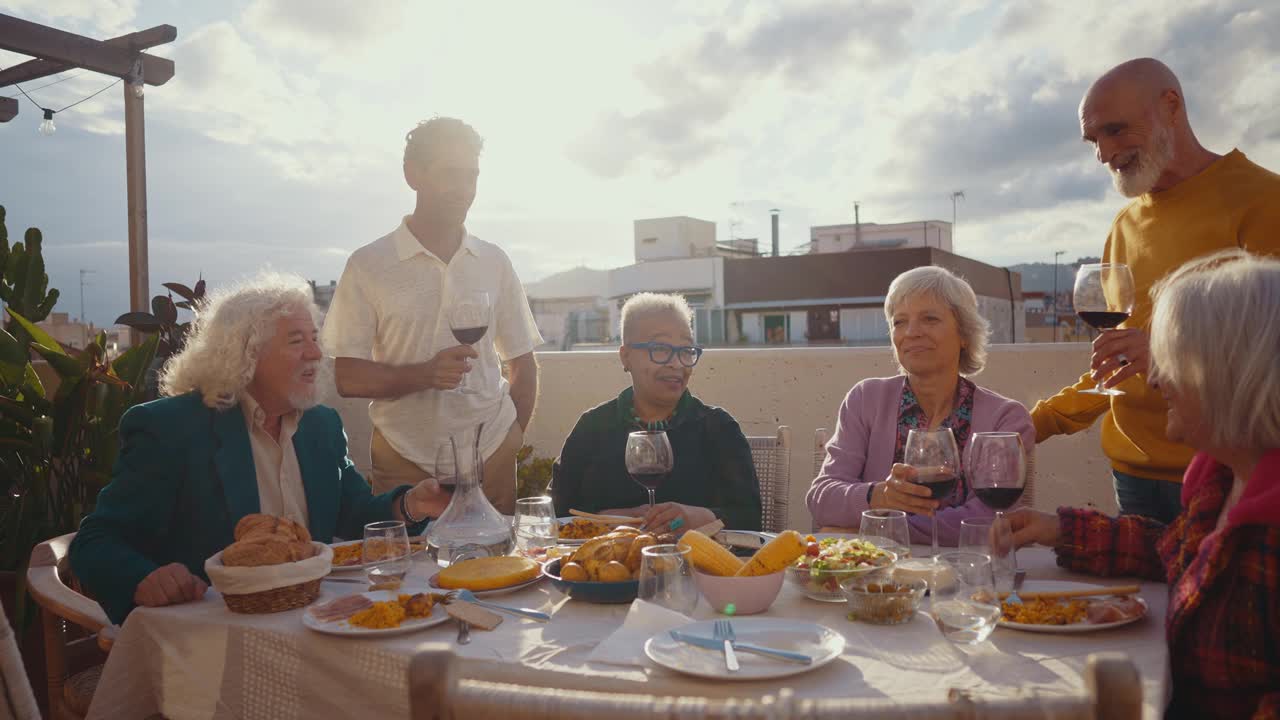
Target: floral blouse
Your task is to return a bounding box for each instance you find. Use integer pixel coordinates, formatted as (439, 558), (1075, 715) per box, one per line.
(892, 377), (976, 505)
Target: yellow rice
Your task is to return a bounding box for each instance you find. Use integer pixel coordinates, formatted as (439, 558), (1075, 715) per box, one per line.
(1001, 598), (1088, 625)
(348, 601), (406, 629)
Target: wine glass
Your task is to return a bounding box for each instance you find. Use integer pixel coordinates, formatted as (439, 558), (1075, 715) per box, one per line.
(448, 291), (491, 395)
(903, 428), (960, 560)
(966, 431), (1026, 589)
(625, 431), (673, 510)
(860, 509), (912, 559)
(930, 551), (1000, 645)
(1073, 263), (1135, 396)
(637, 544), (698, 615)
(512, 496), (558, 554)
(363, 520), (411, 590)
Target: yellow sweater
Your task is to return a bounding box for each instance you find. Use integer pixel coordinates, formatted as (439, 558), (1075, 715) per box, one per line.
(1032, 149), (1280, 483)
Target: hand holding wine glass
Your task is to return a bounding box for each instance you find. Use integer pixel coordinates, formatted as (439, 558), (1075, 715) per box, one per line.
(903, 428), (960, 560)
(965, 432), (1027, 589)
(1073, 263), (1135, 395)
(625, 431), (673, 510)
(448, 291), (491, 395)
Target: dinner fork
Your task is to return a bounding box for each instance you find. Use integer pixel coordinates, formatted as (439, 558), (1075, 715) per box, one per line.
(713, 620), (739, 672)
(455, 619), (471, 645)
(1007, 569), (1027, 605)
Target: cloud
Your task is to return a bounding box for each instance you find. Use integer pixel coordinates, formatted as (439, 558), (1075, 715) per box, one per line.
(0, 0), (139, 38)
(240, 0), (408, 53)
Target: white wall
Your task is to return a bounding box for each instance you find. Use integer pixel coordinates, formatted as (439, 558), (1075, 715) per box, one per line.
(811, 221), (953, 254)
(608, 257), (724, 304)
(838, 307), (888, 343)
(634, 217), (717, 262)
(788, 311), (806, 343)
(331, 344), (1114, 531)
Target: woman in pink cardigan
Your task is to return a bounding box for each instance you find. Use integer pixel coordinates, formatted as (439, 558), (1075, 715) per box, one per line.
(806, 266), (1035, 546)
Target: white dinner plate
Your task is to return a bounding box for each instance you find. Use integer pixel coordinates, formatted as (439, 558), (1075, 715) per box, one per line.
(327, 538), (429, 573)
(998, 580), (1149, 633)
(301, 590), (451, 637)
(426, 571), (544, 597)
(645, 618), (845, 681)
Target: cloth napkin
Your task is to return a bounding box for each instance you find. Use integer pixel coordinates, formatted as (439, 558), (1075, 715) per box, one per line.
(586, 599), (693, 667)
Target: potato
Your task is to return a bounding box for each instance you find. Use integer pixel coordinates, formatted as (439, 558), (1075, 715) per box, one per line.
(560, 561), (588, 582)
(598, 560), (631, 583)
(624, 534), (657, 573)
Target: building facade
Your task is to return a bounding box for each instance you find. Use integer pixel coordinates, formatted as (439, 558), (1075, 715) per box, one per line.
(810, 220), (953, 254)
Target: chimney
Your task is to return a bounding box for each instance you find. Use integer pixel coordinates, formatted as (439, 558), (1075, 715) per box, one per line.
(770, 209), (780, 257)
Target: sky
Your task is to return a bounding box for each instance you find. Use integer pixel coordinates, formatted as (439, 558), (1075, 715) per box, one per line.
(2, 0), (1278, 327)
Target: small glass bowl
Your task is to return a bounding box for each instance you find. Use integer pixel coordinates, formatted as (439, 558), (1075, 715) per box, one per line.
(843, 569), (927, 625)
(784, 549), (897, 602)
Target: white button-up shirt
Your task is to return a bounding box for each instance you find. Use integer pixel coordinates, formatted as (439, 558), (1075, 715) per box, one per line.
(320, 217), (543, 475)
(238, 393), (309, 526)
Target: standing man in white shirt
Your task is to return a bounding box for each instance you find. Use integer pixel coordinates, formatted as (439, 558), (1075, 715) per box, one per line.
(321, 117), (543, 513)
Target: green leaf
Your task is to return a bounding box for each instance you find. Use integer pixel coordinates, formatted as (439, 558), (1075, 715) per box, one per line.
(30, 344), (82, 379)
(114, 311), (162, 333)
(162, 282), (196, 302)
(0, 327), (28, 386)
(112, 332), (157, 391)
(152, 296), (178, 325)
(22, 364), (45, 400)
(5, 308), (65, 356)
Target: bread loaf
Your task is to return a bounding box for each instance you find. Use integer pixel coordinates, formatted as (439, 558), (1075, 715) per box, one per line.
(222, 514), (316, 567)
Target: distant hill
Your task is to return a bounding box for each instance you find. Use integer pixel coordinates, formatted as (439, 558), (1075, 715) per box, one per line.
(1009, 257), (1101, 294)
(524, 266), (611, 299)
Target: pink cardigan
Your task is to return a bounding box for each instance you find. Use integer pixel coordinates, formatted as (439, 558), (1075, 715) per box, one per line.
(806, 375), (1035, 546)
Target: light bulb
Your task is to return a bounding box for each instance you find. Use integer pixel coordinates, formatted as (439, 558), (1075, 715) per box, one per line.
(38, 108), (55, 136)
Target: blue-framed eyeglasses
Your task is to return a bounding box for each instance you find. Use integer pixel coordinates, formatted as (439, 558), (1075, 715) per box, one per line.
(627, 342), (704, 367)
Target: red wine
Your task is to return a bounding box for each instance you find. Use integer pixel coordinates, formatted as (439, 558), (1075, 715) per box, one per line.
(630, 471), (668, 491)
(452, 326), (488, 345)
(917, 473), (958, 499)
(1077, 311), (1129, 330)
(975, 486), (1023, 510)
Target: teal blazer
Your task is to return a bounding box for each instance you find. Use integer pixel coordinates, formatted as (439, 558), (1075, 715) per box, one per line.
(70, 392), (416, 624)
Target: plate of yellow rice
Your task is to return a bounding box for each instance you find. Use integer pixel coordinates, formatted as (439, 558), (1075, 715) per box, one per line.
(999, 581), (1148, 633)
(302, 590), (451, 637)
(328, 539), (428, 573)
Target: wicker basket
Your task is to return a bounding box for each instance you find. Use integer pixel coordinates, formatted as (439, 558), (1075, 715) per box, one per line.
(205, 542), (333, 614)
(222, 578), (322, 614)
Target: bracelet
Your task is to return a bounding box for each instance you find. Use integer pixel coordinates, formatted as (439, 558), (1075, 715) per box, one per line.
(400, 489), (424, 524)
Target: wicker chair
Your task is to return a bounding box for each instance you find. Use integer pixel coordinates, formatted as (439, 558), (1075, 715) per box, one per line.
(746, 426), (791, 533)
(1, 596), (40, 720)
(26, 533), (117, 720)
(409, 646), (1142, 720)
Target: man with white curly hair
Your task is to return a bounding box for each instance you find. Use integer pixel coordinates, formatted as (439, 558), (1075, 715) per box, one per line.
(70, 273), (451, 624)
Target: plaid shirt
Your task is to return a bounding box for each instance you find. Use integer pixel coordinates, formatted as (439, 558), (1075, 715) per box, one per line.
(1056, 451), (1280, 720)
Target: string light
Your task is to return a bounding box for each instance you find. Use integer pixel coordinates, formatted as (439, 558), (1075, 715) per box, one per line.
(38, 108), (55, 136)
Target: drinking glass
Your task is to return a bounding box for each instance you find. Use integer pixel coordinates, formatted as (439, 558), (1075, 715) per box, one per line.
(448, 290), (491, 395)
(364, 520), (411, 590)
(930, 551), (1000, 645)
(1073, 263), (1135, 396)
(903, 428), (960, 560)
(860, 509), (912, 559)
(958, 518), (1014, 593)
(625, 431), (674, 510)
(637, 544), (698, 615)
(966, 431), (1026, 587)
(512, 496), (558, 554)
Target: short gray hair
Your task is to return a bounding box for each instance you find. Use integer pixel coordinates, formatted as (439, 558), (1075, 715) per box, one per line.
(1149, 249), (1280, 449)
(404, 116), (484, 168)
(160, 272), (319, 410)
(620, 293), (693, 343)
(884, 265), (990, 375)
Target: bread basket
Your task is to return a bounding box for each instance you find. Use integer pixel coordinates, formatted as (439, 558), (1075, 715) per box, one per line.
(205, 542), (333, 614)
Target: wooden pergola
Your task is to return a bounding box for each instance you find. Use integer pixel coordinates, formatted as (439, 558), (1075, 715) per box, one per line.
(0, 13), (176, 339)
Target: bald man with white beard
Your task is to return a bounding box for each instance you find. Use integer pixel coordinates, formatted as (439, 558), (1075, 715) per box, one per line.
(1031, 58), (1280, 524)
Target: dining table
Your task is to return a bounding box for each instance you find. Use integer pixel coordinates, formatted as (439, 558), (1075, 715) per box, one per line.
(85, 544), (1170, 720)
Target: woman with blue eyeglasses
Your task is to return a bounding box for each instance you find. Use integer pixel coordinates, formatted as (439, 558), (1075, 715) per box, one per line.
(551, 293), (762, 532)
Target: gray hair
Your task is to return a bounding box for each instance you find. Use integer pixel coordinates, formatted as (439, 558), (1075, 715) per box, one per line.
(884, 265), (990, 375)
(1149, 249), (1280, 449)
(160, 272), (319, 410)
(404, 116), (484, 168)
(620, 292), (694, 343)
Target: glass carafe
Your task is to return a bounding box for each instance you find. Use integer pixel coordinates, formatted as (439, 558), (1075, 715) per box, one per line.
(425, 423), (514, 565)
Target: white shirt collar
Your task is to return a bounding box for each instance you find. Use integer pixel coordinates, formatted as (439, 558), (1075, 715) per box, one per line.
(393, 216), (477, 263)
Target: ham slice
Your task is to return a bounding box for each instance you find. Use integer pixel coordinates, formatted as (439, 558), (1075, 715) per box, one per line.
(309, 595), (373, 623)
(1087, 596), (1145, 624)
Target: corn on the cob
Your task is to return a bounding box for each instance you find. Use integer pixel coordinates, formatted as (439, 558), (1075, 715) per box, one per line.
(678, 530), (744, 577)
(735, 530), (806, 577)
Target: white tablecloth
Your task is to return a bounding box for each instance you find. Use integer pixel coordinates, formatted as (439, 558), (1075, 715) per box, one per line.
(86, 547), (1169, 720)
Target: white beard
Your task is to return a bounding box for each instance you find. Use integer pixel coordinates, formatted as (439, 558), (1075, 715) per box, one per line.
(1111, 123), (1174, 198)
(288, 357), (333, 411)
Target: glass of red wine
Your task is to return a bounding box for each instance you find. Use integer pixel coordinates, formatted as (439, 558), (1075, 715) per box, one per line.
(448, 291), (491, 395)
(625, 430), (673, 510)
(903, 427), (960, 560)
(1073, 262), (1135, 396)
(966, 432), (1027, 588)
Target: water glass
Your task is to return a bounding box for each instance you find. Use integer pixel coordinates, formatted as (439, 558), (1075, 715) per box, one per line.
(512, 496), (558, 553)
(930, 551), (1000, 645)
(860, 509), (912, 559)
(958, 518), (1014, 593)
(364, 520), (411, 590)
(638, 544), (698, 615)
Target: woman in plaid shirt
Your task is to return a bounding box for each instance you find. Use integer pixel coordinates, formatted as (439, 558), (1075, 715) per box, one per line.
(1010, 250), (1280, 720)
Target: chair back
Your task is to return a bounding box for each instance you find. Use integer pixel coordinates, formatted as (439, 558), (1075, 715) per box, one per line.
(746, 426), (790, 532)
(0, 597), (40, 720)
